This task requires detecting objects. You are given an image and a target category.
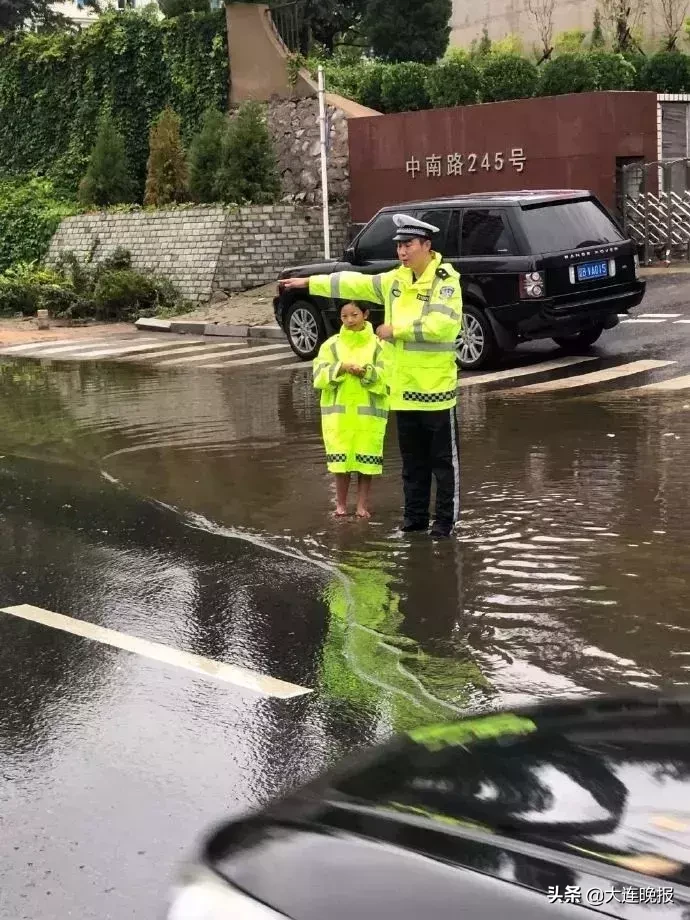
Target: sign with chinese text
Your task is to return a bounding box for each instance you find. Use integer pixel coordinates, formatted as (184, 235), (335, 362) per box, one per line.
(406, 149), (526, 179)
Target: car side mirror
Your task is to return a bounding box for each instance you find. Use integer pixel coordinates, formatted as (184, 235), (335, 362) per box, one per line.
(344, 245), (357, 264)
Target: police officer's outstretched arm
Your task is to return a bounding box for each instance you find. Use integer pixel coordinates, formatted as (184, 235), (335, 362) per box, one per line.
(281, 269), (391, 308)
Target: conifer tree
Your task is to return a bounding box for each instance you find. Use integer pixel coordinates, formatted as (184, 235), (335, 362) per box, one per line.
(78, 113), (135, 208)
(144, 108), (189, 207)
(214, 102), (280, 205)
(188, 108), (226, 204)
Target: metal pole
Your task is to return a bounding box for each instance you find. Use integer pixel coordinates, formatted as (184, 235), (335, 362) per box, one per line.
(666, 163), (673, 262)
(644, 165), (651, 266)
(318, 65), (331, 261)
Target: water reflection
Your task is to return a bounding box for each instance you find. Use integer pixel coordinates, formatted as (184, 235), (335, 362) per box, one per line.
(0, 358), (688, 740)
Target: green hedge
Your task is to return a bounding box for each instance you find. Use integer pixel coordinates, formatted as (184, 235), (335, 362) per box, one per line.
(320, 50), (690, 114)
(0, 249), (187, 320)
(0, 179), (78, 273)
(0, 9), (228, 198)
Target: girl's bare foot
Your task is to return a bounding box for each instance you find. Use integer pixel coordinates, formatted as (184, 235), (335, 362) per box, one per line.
(334, 506), (348, 518)
(356, 507), (371, 519)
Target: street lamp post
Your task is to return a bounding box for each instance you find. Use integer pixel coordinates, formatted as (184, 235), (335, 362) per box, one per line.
(318, 65), (331, 261)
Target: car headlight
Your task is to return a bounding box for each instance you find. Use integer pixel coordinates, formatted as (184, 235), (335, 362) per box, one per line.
(167, 866), (287, 920)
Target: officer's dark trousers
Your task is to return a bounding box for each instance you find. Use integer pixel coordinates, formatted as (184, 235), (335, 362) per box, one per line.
(396, 408), (460, 530)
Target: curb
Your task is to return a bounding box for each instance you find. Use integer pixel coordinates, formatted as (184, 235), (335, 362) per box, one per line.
(135, 317), (284, 341)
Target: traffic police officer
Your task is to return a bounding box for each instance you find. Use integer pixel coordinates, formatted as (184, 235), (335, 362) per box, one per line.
(282, 213), (463, 538)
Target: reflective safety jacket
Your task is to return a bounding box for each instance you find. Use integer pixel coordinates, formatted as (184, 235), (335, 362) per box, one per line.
(313, 322), (389, 475)
(310, 252), (462, 412)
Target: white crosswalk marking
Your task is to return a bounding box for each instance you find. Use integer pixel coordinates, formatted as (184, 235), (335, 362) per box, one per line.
(204, 349), (294, 369)
(674, 320), (690, 324)
(459, 356), (597, 388)
(27, 338), (161, 357)
(517, 360), (675, 393)
(156, 343), (290, 367)
(637, 374), (690, 391)
(79, 340), (213, 359)
(637, 313), (683, 318)
(271, 360), (313, 372)
(0, 338), (75, 352)
(620, 318), (666, 324)
(127, 342), (244, 361)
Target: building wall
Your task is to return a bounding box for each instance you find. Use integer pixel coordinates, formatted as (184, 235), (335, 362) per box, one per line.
(450, 0), (664, 50)
(347, 92), (658, 223)
(47, 204), (350, 300)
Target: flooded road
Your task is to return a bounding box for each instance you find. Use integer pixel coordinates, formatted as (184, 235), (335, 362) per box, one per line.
(0, 356), (688, 917)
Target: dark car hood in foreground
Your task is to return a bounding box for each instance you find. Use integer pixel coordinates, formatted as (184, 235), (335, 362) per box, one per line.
(204, 695), (690, 918)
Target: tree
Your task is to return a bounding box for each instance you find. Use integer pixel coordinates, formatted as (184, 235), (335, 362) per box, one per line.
(554, 29), (587, 54)
(591, 8), (606, 47)
(600, 0), (646, 52)
(364, 0), (453, 63)
(0, 0), (95, 32)
(78, 113), (134, 208)
(426, 57), (481, 107)
(158, 0), (209, 15)
(660, 0), (689, 49)
(481, 53), (539, 101)
(301, 0), (368, 54)
(144, 108), (189, 207)
(640, 50), (690, 90)
(492, 33), (524, 55)
(188, 107), (225, 203)
(214, 102), (280, 205)
(526, 0), (556, 62)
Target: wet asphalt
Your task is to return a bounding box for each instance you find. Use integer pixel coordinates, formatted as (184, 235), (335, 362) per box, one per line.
(0, 273), (689, 918)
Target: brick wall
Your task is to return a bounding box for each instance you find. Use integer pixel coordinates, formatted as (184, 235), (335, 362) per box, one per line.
(48, 203), (351, 302)
(216, 203), (350, 291)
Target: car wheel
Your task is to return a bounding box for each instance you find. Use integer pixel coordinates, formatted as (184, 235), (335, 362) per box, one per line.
(456, 304), (497, 370)
(553, 325), (605, 351)
(286, 300), (326, 360)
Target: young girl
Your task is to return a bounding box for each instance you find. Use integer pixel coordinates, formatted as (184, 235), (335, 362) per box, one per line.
(313, 302), (389, 519)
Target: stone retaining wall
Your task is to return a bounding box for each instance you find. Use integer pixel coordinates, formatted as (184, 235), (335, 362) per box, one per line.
(268, 98), (350, 204)
(48, 203), (351, 301)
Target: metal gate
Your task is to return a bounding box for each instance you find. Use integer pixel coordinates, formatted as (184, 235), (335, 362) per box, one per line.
(268, 0), (306, 54)
(622, 158), (690, 264)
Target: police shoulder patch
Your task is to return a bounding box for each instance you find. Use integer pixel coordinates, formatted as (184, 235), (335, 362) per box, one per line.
(440, 285), (455, 299)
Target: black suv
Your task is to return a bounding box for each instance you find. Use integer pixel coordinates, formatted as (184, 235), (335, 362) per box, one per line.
(274, 190), (646, 370)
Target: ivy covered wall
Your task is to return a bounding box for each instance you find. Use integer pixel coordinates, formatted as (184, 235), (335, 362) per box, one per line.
(0, 10), (228, 198)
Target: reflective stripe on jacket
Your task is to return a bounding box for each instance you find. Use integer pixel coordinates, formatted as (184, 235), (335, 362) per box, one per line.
(310, 252), (462, 412)
(313, 322), (389, 475)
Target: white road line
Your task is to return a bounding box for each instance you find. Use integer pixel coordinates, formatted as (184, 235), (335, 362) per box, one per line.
(159, 343), (290, 367)
(0, 604), (311, 699)
(205, 349), (294, 369)
(24, 338), (161, 357)
(620, 318), (667, 324)
(674, 320), (690, 324)
(0, 338), (76, 353)
(517, 360), (676, 393)
(637, 374), (690, 391)
(128, 342), (245, 361)
(80, 341), (210, 359)
(637, 313), (682, 318)
(271, 361), (314, 372)
(459, 356), (597, 388)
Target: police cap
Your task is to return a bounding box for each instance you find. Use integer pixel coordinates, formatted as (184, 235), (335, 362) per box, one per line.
(392, 213), (440, 242)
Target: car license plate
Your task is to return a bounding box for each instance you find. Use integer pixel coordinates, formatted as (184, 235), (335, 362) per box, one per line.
(576, 260), (609, 282)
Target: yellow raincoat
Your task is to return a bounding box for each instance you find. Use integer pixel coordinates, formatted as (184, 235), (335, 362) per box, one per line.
(313, 322), (389, 475)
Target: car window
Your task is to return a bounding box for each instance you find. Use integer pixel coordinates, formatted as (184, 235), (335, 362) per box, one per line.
(520, 199), (624, 253)
(355, 213), (398, 261)
(460, 209), (515, 257)
(418, 209), (454, 257)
